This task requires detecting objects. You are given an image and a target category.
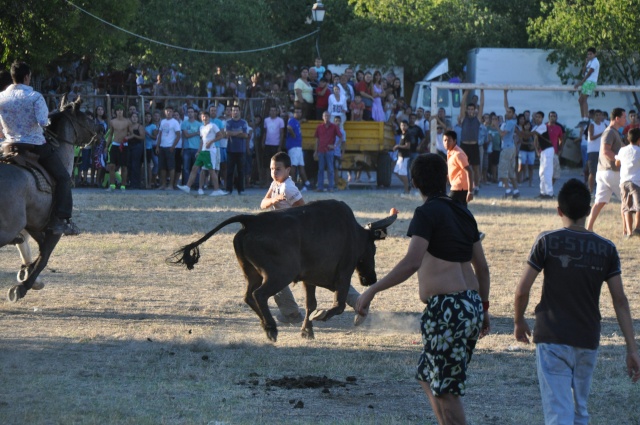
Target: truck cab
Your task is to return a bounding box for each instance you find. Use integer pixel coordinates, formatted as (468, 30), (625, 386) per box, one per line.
(410, 58), (461, 125)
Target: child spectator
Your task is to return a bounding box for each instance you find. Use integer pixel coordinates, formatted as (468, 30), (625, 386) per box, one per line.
(384, 93), (395, 122)
(315, 78), (330, 120)
(515, 178), (640, 425)
(177, 111), (226, 196)
(487, 115), (501, 183)
(615, 128), (640, 236)
(285, 108), (311, 191)
(349, 93), (364, 122)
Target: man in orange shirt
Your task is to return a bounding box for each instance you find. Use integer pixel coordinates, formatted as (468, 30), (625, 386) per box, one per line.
(444, 130), (474, 206)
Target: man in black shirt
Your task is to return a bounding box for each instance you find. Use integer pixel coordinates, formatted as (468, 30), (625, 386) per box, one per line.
(357, 154), (490, 425)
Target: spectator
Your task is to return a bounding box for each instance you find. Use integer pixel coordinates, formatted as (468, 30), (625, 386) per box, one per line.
(285, 107), (311, 191)
(615, 128), (640, 236)
(144, 111), (158, 189)
(574, 47), (600, 121)
(262, 106), (285, 166)
(294, 67), (314, 120)
(458, 89), (484, 194)
(311, 57), (325, 77)
(587, 110), (606, 193)
(333, 116), (345, 182)
(546, 111), (564, 185)
(315, 78), (331, 120)
(127, 111), (145, 189)
(180, 107), (203, 186)
(355, 71), (374, 121)
(444, 129), (473, 206)
(172, 110), (184, 188)
(313, 111), (341, 192)
(105, 105), (130, 192)
(498, 91), (519, 199)
(391, 77), (402, 100)
(518, 120), (535, 187)
(623, 110), (639, 136)
(487, 115), (501, 183)
(532, 111), (553, 199)
(155, 105), (181, 190)
(586, 108), (627, 233)
(328, 85), (347, 128)
(225, 105), (250, 195)
(371, 71), (386, 122)
(393, 120), (411, 194)
(350, 93), (365, 122)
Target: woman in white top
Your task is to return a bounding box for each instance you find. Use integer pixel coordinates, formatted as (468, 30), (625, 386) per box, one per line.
(328, 85), (347, 129)
(294, 67), (313, 120)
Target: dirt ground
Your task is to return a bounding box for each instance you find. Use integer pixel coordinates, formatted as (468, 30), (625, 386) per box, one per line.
(0, 175), (639, 424)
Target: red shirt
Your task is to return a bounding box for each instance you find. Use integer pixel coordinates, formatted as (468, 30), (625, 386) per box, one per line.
(355, 81), (372, 110)
(623, 123), (640, 136)
(314, 122), (342, 153)
(315, 86), (330, 109)
(545, 122), (564, 154)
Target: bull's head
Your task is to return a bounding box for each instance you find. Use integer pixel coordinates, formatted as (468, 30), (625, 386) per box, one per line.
(357, 213), (398, 286)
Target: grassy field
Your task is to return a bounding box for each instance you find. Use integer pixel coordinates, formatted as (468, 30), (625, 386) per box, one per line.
(0, 187), (638, 425)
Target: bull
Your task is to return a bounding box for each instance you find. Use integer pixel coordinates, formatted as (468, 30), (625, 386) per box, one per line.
(168, 200), (396, 342)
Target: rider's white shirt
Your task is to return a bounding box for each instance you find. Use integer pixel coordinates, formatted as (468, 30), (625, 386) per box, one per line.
(0, 84), (49, 145)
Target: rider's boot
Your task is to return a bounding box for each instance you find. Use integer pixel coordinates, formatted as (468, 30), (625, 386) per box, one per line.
(47, 217), (80, 236)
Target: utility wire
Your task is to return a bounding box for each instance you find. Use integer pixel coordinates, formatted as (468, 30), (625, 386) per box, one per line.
(65, 0), (319, 54)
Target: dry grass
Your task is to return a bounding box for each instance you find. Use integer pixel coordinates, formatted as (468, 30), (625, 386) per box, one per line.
(0, 186), (639, 425)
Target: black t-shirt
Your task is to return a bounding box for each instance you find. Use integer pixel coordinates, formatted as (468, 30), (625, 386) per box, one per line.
(528, 228), (621, 349)
(407, 195), (480, 262)
(395, 130), (411, 158)
(406, 125), (425, 153)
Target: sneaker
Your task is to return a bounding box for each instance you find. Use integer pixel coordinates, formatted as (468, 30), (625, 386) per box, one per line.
(120, 185), (126, 191)
(535, 193), (554, 200)
(473, 187), (479, 195)
(504, 190), (512, 199)
(177, 185), (190, 193)
(197, 189), (205, 195)
(106, 184), (116, 192)
(301, 186), (308, 192)
(276, 311), (304, 324)
(237, 192), (244, 196)
(512, 190), (520, 199)
(209, 190), (225, 196)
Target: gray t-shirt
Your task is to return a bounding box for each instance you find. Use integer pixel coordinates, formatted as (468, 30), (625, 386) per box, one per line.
(598, 127), (624, 172)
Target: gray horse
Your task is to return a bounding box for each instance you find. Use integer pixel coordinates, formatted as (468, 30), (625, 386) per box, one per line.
(1, 97), (97, 302)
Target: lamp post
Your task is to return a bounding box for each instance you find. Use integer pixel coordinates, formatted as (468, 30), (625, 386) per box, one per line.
(311, 1), (326, 58)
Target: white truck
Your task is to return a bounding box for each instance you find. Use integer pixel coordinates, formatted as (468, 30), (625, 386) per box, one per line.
(411, 48), (637, 127)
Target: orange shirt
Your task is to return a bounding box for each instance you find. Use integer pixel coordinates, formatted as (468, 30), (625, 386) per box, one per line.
(447, 145), (470, 191)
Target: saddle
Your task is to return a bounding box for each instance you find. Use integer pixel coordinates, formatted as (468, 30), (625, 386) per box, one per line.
(0, 143), (54, 193)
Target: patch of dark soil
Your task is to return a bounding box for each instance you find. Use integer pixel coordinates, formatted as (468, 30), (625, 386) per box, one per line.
(264, 375), (355, 390)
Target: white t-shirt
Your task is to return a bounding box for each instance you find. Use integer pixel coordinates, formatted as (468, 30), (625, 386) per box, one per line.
(200, 123), (220, 153)
(588, 122), (606, 153)
(586, 57), (600, 83)
(264, 116), (284, 147)
(328, 94), (348, 119)
(158, 118), (181, 148)
(615, 144), (640, 185)
(268, 177), (303, 210)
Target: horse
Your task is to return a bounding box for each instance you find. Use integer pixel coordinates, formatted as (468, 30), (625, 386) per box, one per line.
(0, 96), (98, 302)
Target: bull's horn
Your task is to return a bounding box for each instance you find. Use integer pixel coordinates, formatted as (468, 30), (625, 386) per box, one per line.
(59, 94), (68, 111)
(365, 214), (397, 231)
(72, 95), (82, 113)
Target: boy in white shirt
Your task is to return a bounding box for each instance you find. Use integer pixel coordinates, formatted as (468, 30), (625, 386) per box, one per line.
(615, 128), (640, 236)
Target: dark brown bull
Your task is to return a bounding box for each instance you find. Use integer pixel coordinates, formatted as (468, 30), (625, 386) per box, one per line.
(168, 200), (396, 342)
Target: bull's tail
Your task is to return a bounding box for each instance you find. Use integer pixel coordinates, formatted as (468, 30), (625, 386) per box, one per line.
(166, 215), (253, 270)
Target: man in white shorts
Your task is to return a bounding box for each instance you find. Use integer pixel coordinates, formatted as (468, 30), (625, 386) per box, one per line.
(177, 111), (226, 196)
(587, 108), (627, 232)
(285, 107), (311, 190)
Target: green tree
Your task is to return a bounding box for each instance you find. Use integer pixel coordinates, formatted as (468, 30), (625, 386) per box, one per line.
(0, 0), (138, 73)
(529, 0), (640, 108)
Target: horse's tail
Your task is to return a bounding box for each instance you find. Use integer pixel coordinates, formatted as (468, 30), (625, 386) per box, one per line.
(166, 214), (255, 270)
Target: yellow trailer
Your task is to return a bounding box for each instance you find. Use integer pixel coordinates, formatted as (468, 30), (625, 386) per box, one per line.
(300, 120), (396, 187)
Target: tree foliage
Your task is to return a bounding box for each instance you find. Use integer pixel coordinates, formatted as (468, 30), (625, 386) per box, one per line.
(529, 0), (640, 86)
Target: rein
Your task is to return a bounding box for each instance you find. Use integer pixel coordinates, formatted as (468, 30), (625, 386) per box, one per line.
(47, 110), (99, 148)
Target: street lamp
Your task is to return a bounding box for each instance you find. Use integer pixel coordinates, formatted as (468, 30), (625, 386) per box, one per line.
(311, 1), (326, 58)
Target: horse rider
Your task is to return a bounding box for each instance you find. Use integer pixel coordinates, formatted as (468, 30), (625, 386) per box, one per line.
(0, 61), (78, 236)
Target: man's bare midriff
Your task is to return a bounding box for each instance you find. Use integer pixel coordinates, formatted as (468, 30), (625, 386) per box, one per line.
(417, 250), (479, 303)
(111, 118), (129, 143)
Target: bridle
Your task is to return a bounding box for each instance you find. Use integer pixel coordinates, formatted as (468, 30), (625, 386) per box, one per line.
(45, 109), (100, 147)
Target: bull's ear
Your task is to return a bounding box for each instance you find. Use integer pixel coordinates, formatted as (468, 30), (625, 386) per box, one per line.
(365, 214), (397, 240)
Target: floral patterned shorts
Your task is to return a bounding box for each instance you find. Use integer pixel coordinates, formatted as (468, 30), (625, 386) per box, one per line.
(416, 289), (483, 396)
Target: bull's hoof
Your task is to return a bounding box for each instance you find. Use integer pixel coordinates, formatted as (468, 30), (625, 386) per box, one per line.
(301, 328), (315, 340)
(265, 328), (278, 342)
(309, 309), (329, 321)
(7, 285), (27, 302)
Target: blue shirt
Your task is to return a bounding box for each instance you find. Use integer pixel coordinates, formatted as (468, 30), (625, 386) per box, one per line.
(285, 117), (302, 150)
(0, 84), (49, 145)
(501, 118), (517, 148)
(145, 123), (157, 150)
(181, 119), (203, 150)
(225, 118), (249, 153)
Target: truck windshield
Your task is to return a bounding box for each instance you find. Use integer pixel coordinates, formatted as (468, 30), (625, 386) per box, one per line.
(421, 87), (461, 109)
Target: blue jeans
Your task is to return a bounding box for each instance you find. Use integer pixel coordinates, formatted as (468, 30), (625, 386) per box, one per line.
(536, 343), (598, 425)
(182, 148), (198, 185)
(317, 151), (334, 190)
